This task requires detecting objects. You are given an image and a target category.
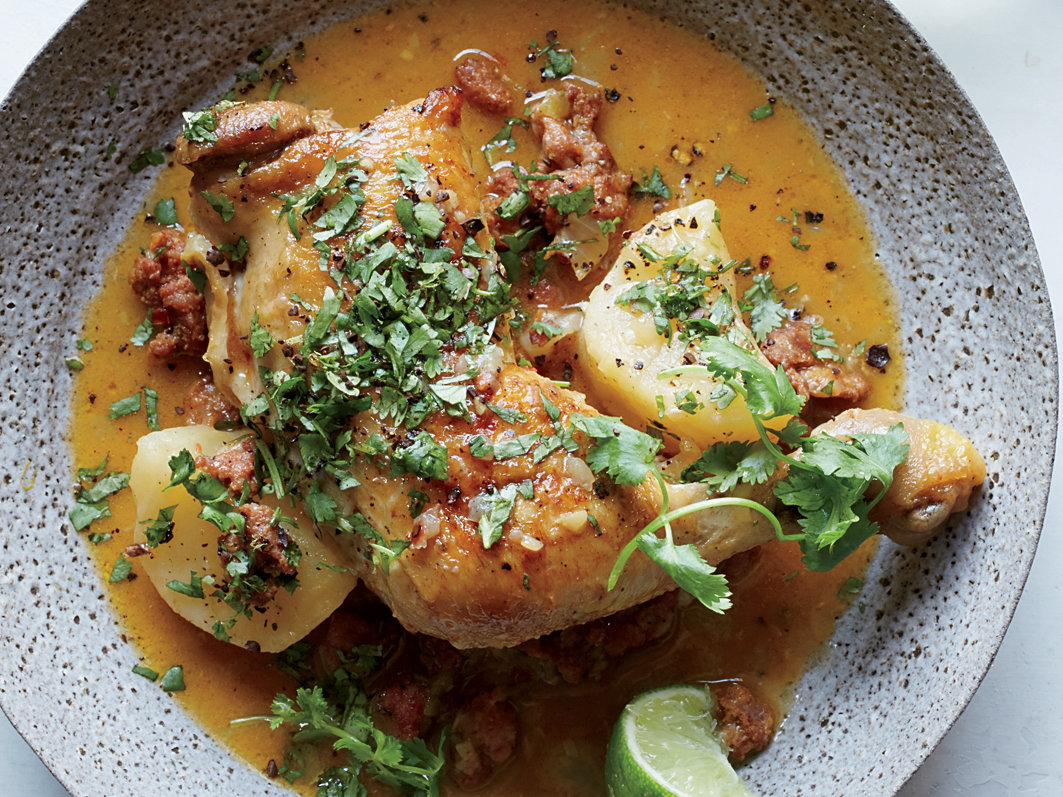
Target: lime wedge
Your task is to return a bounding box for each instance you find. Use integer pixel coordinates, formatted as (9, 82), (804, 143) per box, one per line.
(606, 685), (757, 797)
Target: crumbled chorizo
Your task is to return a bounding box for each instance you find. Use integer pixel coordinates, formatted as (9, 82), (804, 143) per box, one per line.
(373, 678), (432, 741)
(217, 502), (297, 609)
(519, 591), (678, 684)
(485, 83), (631, 239)
(129, 230), (208, 359)
(195, 437), (257, 495)
(710, 682), (775, 762)
(454, 55), (514, 115)
(448, 689), (519, 789)
(760, 320), (870, 402)
(183, 376), (241, 427)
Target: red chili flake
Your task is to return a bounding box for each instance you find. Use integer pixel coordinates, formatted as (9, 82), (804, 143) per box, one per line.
(759, 254), (772, 270)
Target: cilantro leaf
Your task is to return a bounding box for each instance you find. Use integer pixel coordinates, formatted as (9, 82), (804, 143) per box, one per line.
(108, 556), (132, 583)
(681, 441), (778, 492)
(129, 146), (166, 173)
(166, 570), (207, 599)
(390, 432), (448, 482)
(393, 152), (428, 189)
(700, 336), (804, 420)
(181, 108), (219, 143)
(636, 532), (731, 613)
(632, 165), (672, 199)
(130, 313), (155, 347)
(152, 197), (179, 226)
(477, 482), (527, 548)
(495, 189), (529, 220)
(749, 102), (774, 121)
(743, 273), (789, 342)
(570, 414), (660, 486)
(200, 191), (235, 222)
(160, 665), (186, 692)
(548, 186), (594, 216)
(80, 471), (130, 503)
(249, 312), (275, 358)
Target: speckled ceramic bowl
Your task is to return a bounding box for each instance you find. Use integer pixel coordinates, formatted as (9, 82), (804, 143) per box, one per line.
(0, 0), (1053, 795)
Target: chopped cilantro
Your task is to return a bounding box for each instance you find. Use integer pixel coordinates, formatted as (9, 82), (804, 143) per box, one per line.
(495, 189), (530, 220)
(838, 576), (864, 599)
(153, 197), (179, 226)
(159, 665), (186, 692)
(129, 146), (165, 173)
(547, 185), (594, 216)
(185, 265), (207, 293)
(200, 191), (235, 222)
(530, 36), (574, 80)
(181, 108), (219, 143)
(144, 387), (160, 431)
(394, 152), (428, 189)
(570, 414), (660, 487)
(141, 505), (176, 547)
(749, 102), (774, 121)
(166, 570), (207, 599)
(108, 556), (132, 583)
(70, 463), (129, 532)
(108, 391), (142, 420)
(714, 163), (749, 186)
(482, 116), (530, 165)
(132, 664), (159, 681)
(129, 313), (155, 347)
(477, 481), (532, 548)
(742, 273), (789, 342)
(218, 236), (249, 261)
(632, 165), (672, 199)
(249, 312), (275, 358)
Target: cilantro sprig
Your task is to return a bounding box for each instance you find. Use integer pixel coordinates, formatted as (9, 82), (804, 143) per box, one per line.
(674, 337), (909, 570)
(236, 668), (444, 795)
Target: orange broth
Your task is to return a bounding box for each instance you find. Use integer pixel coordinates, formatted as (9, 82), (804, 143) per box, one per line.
(69, 0), (903, 793)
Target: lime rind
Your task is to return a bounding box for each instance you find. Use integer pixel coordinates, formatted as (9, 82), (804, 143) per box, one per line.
(606, 685), (757, 797)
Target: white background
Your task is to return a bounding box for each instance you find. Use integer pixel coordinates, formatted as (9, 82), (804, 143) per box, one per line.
(1, 0), (1060, 794)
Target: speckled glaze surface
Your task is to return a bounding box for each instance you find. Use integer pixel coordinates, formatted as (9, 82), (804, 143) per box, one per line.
(0, 0), (1053, 795)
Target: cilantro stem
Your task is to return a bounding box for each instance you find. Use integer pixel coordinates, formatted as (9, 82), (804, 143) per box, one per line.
(640, 495), (797, 542)
(255, 439), (286, 499)
(608, 476), (801, 591)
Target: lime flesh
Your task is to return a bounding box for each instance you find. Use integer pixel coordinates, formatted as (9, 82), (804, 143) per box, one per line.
(605, 685), (757, 797)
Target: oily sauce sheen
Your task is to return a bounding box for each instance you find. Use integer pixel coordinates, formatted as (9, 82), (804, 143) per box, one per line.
(70, 0), (903, 793)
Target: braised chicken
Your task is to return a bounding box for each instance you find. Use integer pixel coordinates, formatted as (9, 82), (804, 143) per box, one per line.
(126, 93), (985, 650)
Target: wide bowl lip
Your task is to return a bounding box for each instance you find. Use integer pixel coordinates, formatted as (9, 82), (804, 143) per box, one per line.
(0, 0), (1055, 795)
(878, 12), (1057, 794)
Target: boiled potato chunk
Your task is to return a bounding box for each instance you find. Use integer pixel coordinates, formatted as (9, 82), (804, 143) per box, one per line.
(581, 199), (776, 447)
(129, 425), (357, 652)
